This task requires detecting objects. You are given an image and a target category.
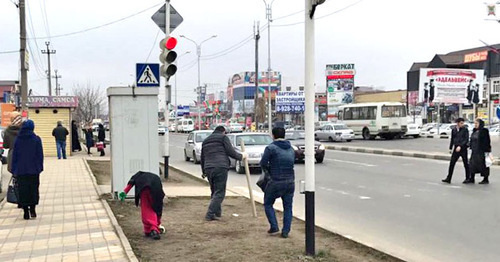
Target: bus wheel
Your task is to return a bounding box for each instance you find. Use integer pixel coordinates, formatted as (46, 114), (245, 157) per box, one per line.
(362, 128), (371, 140)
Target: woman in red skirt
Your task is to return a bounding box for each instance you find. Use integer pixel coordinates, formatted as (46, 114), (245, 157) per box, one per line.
(119, 171), (165, 240)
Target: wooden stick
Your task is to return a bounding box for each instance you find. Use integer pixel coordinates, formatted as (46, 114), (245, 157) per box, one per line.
(240, 140), (257, 217)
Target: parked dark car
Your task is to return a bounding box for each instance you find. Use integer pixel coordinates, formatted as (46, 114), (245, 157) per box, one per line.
(286, 130), (325, 163)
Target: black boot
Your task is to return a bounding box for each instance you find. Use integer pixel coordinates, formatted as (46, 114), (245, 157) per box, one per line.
(479, 178), (489, 184)
(29, 205), (37, 218)
(23, 207), (30, 220)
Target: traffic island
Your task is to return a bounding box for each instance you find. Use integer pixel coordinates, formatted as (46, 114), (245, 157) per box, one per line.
(87, 160), (402, 262)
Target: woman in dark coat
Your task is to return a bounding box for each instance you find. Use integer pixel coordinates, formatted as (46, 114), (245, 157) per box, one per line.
(71, 120), (82, 152)
(466, 118), (491, 184)
(98, 124), (106, 157)
(12, 120), (44, 219)
(85, 126), (94, 155)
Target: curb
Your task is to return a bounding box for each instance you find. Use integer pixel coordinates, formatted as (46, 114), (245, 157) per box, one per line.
(83, 159), (139, 262)
(324, 145), (500, 165)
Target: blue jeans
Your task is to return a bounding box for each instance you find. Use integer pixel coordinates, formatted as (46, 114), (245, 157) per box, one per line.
(264, 181), (294, 234)
(56, 140), (67, 159)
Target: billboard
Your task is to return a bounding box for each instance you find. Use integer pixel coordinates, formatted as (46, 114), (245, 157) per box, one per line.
(276, 91), (305, 113)
(326, 64), (355, 119)
(232, 100), (255, 114)
(419, 68), (484, 104)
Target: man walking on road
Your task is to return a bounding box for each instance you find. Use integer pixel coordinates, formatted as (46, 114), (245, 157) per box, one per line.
(200, 126), (247, 221)
(52, 121), (69, 160)
(260, 127), (296, 238)
(442, 118), (470, 184)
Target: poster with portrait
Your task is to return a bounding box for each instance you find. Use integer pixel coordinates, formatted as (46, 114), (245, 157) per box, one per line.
(419, 68), (484, 105)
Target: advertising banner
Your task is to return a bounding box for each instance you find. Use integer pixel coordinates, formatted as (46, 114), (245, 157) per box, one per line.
(232, 100), (255, 114)
(28, 96), (79, 108)
(419, 68), (484, 104)
(1, 103), (16, 127)
(276, 91), (305, 113)
(326, 64), (355, 120)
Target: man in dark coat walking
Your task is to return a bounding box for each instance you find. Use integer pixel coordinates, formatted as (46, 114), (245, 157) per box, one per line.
(200, 126), (247, 221)
(442, 118), (470, 184)
(52, 121), (69, 160)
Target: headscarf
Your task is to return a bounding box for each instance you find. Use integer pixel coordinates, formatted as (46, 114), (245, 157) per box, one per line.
(17, 119), (35, 138)
(10, 112), (22, 127)
(475, 118), (485, 131)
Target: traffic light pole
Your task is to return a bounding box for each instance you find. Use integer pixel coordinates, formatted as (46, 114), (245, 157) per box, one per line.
(163, 0), (171, 179)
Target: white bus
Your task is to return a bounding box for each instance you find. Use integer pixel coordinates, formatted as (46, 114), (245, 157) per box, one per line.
(338, 102), (408, 140)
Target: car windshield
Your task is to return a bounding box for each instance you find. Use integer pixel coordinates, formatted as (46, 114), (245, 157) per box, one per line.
(333, 125), (348, 130)
(195, 132), (211, 142)
(235, 135), (273, 146)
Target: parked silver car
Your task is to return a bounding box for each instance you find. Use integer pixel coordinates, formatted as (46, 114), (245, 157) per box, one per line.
(314, 123), (354, 142)
(184, 131), (213, 164)
(226, 133), (273, 174)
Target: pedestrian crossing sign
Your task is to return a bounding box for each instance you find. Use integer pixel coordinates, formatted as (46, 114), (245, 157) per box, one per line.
(136, 63), (160, 87)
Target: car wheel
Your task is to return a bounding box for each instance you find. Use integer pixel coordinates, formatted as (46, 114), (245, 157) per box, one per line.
(315, 157), (324, 163)
(413, 135), (420, 138)
(235, 160), (245, 174)
(193, 151), (200, 164)
(362, 128), (370, 140)
(346, 139), (352, 142)
(328, 136), (334, 142)
(315, 134), (319, 141)
(184, 150), (190, 161)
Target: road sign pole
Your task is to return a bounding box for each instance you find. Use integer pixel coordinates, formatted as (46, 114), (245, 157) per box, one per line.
(163, 0), (171, 179)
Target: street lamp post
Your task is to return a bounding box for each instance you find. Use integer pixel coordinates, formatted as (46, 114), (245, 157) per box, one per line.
(174, 51), (191, 131)
(263, 0), (275, 133)
(180, 35), (217, 130)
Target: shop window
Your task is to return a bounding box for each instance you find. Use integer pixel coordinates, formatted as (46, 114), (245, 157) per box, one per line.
(493, 80), (500, 94)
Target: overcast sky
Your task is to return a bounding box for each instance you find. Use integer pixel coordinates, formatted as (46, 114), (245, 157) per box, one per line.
(1, 0), (500, 105)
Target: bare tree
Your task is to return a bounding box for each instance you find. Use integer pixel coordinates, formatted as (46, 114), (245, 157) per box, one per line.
(73, 82), (106, 125)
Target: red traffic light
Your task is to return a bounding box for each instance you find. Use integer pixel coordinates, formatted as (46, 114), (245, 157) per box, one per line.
(165, 37), (177, 50)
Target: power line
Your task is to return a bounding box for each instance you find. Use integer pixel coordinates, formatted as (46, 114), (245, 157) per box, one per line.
(272, 0), (365, 27)
(0, 50), (18, 54)
(145, 29), (162, 63)
(29, 2), (163, 40)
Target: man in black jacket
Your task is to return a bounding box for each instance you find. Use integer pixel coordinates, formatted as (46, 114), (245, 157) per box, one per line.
(201, 126), (247, 221)
(442, 118), (470, 183)
(52, 121), (69, 160)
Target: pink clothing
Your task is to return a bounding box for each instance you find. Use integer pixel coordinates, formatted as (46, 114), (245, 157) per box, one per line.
(140, 188), (161, 233)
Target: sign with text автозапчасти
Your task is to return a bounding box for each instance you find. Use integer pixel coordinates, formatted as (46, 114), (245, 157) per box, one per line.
(276, 91), (305, 113)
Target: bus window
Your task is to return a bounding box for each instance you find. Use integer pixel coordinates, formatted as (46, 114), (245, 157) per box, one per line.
(382, 106), (406, 118)
(344, 108), (352, 120)
(352, 108), (360, 119)
(338, 110), (343, 120)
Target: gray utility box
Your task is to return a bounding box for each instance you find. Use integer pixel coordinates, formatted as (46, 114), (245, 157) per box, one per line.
(107, 86), (159, 197)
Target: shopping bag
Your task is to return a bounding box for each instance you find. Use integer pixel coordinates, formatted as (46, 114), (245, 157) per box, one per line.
(485, 153), (493, 168)
(96, 142), (104, 152)
(7, 177), (17, 204)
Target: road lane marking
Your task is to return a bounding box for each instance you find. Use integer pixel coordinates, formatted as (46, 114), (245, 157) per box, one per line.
(359, 196), (371, 200)
(325, 158), (376, 167)
(426, 182), (462, 189)
(404, 194), (411, 198)
(357, 185), (366, 189)
(335, 190), (350, 195)
(326, 188), (333, 191)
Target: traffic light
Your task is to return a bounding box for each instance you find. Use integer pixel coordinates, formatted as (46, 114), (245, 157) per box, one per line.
(159, 37), (178, 80)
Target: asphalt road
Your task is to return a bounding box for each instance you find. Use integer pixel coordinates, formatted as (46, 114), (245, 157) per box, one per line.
(320, 135), (500, 155)
(167, 132), (500, 262)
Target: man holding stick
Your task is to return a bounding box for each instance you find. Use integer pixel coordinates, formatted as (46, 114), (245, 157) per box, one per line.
(201, 126), (247, 221)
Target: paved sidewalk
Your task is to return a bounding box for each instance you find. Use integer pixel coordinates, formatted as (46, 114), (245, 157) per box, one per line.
(0, 157), (128, 262)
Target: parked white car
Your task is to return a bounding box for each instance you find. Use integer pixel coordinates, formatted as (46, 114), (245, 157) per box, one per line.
(314, 123), (354, 142)
(184, 131), (213, 164)
(228, 123), (244, 133)
(158, 125), (167, 136)
(428, 123), (472, 138)
(177, 119), (195, 133)
(405, 123), (421, 138)
(169, 123), (177, 132)
(226, 133), (273, 174)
